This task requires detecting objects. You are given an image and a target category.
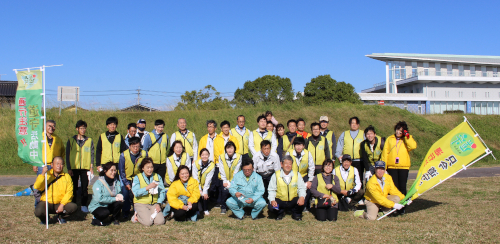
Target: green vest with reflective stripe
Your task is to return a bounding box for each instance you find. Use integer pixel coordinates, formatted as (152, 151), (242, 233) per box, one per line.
(69, 137), (92, 170)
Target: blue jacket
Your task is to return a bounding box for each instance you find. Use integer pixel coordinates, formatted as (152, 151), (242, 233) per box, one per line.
(131, 172), (167, 204)
(228, 171), (265, 201)
(88, 177), (122, 213)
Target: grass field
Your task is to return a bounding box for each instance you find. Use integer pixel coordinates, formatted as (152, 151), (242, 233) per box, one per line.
(0, 103), (498, 175)
(0, 176), (498, 243)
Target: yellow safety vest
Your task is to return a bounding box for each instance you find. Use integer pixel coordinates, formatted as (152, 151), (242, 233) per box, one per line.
(308, 136), (327, 166)
(100, 133), (121, 164)
(324, 130), (334, 159)
(231, 128), (250, 155)
(133, 173), (159, 204)
(315, 173), (339, 205)
(69, 137), (92, 170)
(282, 134), (301, 153)
(219, 153), (241, 181)
(275, 170), (299, 201)
(165, 153), (188, 185)
(252, 130), (272, 152)
(334, 166), (355, 191)
(148, 132), (168, 165)
(288, 149), (310, 178)
(123, 149), (146, 181)
(342, 130), (364, 159)
(364, 136), (383, 167)
(175, 131), (195, 157)
(198, 162), (215, 190)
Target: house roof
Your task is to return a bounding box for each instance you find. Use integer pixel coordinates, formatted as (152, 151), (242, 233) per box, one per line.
(121, 104), (159, 112)
(366, 53), (500, 65)
(0, 81), (18, 96)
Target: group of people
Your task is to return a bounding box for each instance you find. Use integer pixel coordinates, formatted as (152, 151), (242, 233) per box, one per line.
(32, 111), (417, 226)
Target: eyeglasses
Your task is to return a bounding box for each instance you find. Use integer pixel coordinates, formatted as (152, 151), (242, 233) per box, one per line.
(242, 169), (253, 172)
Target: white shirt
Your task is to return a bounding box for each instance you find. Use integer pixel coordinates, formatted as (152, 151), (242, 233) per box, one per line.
(170, 130), (198, 161)
(339, 165), (362, 192)
(166, 153), (192, 183)
(285, 150), (315, 181)
(253, 151), (281, 178)
(192, 159), (215, 195)
(248, 129), (278, 156)
(205, 133), (217, 162)
(217, 153), (242, 184)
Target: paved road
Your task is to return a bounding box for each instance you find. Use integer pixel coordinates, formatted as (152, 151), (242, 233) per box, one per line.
(0, 167), (499, 186)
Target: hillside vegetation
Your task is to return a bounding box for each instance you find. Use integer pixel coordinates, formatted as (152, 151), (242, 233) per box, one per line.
(0, 103), (498, 174)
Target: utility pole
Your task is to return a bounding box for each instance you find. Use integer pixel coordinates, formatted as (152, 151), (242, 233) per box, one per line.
(136, 87), (141, 105)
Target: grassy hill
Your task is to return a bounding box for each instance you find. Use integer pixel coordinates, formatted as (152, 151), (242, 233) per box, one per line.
(0, 103), (498, 174)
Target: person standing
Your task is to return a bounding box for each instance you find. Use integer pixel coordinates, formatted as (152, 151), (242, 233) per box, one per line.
(319, 116), (336, 160)
(252, 140), (281, 203)
(230, 115), (251, 160)
(285, 137), (315, 212)
(124, 123), (139, 148)
(296, 118), (310, 138)
(142, 119), (168, 182)
(198, 120), (218, 162)
(34, 120), (65, 175)
(360, 125), (385, 183)
(248, 114), (277, 158)
(135, 119), (148, 146)
(381, 121), (417, 215)
(66, 120), (94, 213)
(265, 111), (279, 126)
(306, 122), (331, 174)
(170, 118), (198, 163)
(277, 119), (299, 161)
(213, 120), (239, 164)
(96, 117), (127, 172)
(335, 117), (365, 190)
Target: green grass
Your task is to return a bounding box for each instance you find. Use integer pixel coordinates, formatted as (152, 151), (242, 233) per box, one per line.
(0, 177), (498, 243)
(0, 103), (498, 175)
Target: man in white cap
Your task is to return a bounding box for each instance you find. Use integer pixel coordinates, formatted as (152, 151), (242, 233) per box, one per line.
(319, 116), (336, 160)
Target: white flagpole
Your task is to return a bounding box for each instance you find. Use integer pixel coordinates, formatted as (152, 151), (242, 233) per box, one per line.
(42, 65), (49, 229)
(463, 116), (496, 160)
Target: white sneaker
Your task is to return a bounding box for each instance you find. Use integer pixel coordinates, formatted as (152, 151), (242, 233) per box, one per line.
(204, 211), (210, 216)
(81, 206), (89, 213)
(358, 199), (365, 206)
(131, 212), (138, 223)
(345, 197), (351, 204)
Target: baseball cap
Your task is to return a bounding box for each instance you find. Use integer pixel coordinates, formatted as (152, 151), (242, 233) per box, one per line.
(341, 154), (352, 162)
(374, 161), (386, 168)
(137, 119), (146, 124)
(319, 116), (329, 122)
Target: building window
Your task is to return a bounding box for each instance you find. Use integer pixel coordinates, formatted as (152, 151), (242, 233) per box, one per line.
(482, 66), (487, 77)
(423, 62), (429, 76)
(493, 67), (498, 77)
(470, 66), (476, 76)
(412, 62), (417, 77)
(459, 65), (464, 76)
(435, 63), (441, 76)
(447, 64), (452, 76)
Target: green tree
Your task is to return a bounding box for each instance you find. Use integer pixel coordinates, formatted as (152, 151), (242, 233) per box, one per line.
(233, 75), (294, 107)
(175, 85), (231, 111)
(303, 74), (361, 105)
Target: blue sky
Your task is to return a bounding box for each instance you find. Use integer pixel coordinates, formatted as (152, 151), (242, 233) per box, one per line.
(1, 1), (498, 110)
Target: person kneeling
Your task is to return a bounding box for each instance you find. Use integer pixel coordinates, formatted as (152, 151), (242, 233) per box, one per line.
(132, 158), (166, 226)
(267, 155), (306, 221)
(311, 159), (341, 221)
(34, 157), (77, 225)
(355, 161), (406, 220)
(226, 159), (267, 220)
(89, 162), (124, 226)
(167, 165), (200, 221)
(335, 155), (365, 211)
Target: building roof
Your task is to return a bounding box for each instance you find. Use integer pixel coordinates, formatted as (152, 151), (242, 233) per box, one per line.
(366, 53), (500, 65)
(121, 104), (159, 112)
(0, 81), (18, 96)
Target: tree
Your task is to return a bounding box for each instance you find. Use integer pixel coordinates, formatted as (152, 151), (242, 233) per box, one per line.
(175, 85), (231, 111)
(303, 75), (361, 105)
(233, 75), (294, 107)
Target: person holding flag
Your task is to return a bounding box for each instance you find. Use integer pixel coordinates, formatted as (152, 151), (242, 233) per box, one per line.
(354, 161), (406, 220)
(381, 121), (417, 214)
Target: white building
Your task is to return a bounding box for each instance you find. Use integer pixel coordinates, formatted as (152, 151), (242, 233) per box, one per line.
(359, 53), (500, 115)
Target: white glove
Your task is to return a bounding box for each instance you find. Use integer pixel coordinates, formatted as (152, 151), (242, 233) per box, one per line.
(406, 200), (412, 205)
(364, 171), (372, 180)
(115, 194), (124, 202)
(393, 203), (404, 210)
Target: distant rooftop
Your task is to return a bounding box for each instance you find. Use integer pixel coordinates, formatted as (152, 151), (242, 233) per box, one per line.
(366, 53), (500, 65)
(0, 80), (18, 97)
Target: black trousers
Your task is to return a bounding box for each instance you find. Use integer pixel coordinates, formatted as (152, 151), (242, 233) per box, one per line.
(351, 160), (364, 189)
(316, 207), (338, 221)
(219, 185), (230, 209)
(172, 204), (199, 221)
(261, 175), (271, 203)
(386, 169), (409, 195)
(71, 169), (89, 206)
(198, 197), (209, 212)
(92, 201), (124, 222)
(302, 175), (311, 211)
(268, 197), (302, 218)
(153, 164), (166, 184)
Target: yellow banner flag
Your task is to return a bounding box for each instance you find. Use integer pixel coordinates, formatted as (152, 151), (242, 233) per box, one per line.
(406, 121), (489, 201)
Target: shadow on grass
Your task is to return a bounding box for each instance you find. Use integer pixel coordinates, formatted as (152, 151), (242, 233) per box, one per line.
(406, 198), (443, 214)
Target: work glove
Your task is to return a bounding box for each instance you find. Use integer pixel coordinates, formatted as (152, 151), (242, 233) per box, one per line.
(364, 171), (372, 181)
(404, 130), (410, 139)
(393, 203), (404, 210)
(115, 194), (124, 202)
(406, 200), (413, 205)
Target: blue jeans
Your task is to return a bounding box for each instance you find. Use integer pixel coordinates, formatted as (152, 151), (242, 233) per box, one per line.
(121, 184), (133, 216)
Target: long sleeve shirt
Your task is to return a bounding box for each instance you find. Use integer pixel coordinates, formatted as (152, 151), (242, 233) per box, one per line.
(267, 169), (306, 202)
(166, 153), (192, 183)
(320, 129), (337, 159)
(310, 173), (341, 198)
(252, 151), (281, 179)
(286, 150), (315, 181)
(96, 131), (127, 166)
(142, 130), (167, 152)
(335, 130), (365, 160)
(228, 171), (265, 201)
(198, 133), (217, 162)
(277, 132), (297, 161)
(192, 160), (215, 195)
(248, 129), (277, 156)
(218, 153), (242, 184)
(170, 130), (198, 161)
(131, 172), (166, 204)
(305, 135), (331, 161)
(65, 135), (95, 170)
(338, 165), (362, 194)
(118, 149), (147, 186)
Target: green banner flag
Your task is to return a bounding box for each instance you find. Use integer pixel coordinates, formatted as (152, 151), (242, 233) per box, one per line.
(15, 70), (44, 167)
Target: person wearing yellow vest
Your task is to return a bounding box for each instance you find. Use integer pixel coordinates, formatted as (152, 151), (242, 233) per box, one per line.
(34, 120), (66, 175)
(217, 141), (242, 214)
(296, 118), (311, 138)
(335, 116), (366, 191)
(335, 155), (364, 211)
(360, 125), (385, 183)
(230, 115), (251, 160)
(192, 148), (215, 216)
(166, 141), (192, 186)
(310, 159), (341, 221)
(198, 120), (218, 162)
(355, 161), (408, 220)
(34, 157), (77, 225)
(266, 120), (275, 134)
(253, 140), (281, 203)
(170, 118), (198, 162)
(65, 120), (94, 213)
(88, 162), (124, 226)
(167, 165), (201, 222)
(267, 155), (306, 221)
(96, 117), (127, 172)
(275, 123), (285, 144)
(319, 116), (336, 160)
(285, 137), (315, 212)
(132, 158), (166, 226)
(306, 122), (331, 175)
(248, 114), (277, 158)
(117, 137), (147, 219)
(381, 121), (417, 215)
(214, 120), (240, 164)
(142, 119), (169, 183)
(124, 123), (140, 148)
(277, 119), (300, 161)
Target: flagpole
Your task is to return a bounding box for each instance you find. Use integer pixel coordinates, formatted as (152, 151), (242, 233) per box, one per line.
(42, 65), (49, 230)
(463, 116), (496, 160)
